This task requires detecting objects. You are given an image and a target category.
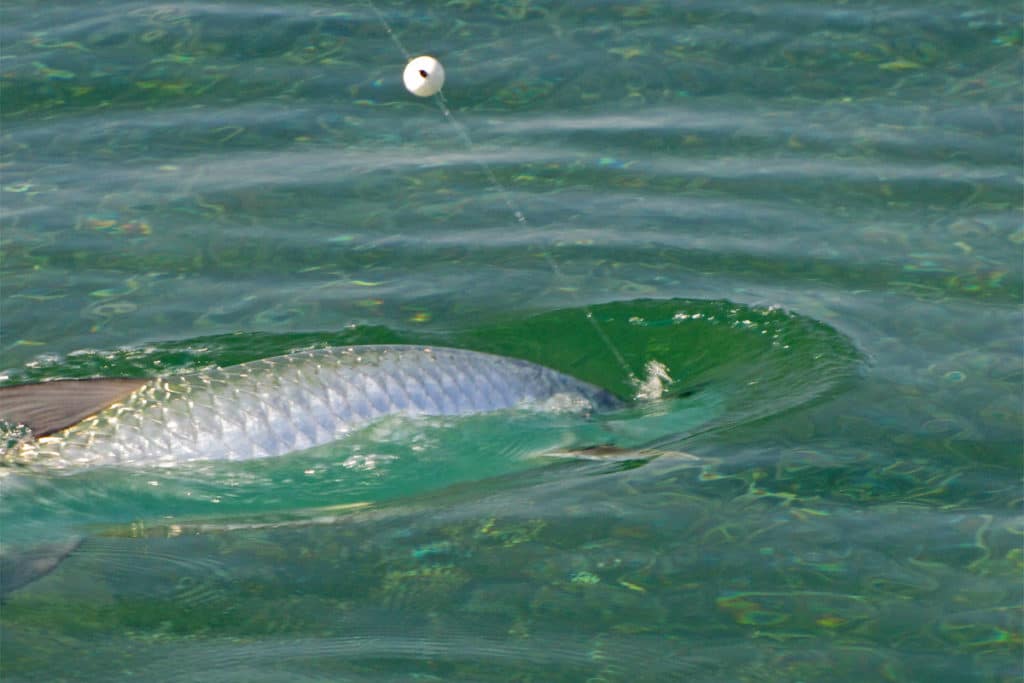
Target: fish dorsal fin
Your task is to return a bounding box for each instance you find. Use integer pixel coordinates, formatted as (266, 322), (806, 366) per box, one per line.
(0, 378), (147, 437)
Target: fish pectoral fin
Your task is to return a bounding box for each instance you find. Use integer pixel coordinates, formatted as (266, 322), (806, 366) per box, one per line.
(0, 377), (147, 437)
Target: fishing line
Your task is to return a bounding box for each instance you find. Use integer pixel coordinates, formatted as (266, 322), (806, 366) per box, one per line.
(366, 1), (638, 389)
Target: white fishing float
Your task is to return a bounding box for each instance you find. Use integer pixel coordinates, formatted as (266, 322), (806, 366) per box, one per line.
(403, 55), (445, 97)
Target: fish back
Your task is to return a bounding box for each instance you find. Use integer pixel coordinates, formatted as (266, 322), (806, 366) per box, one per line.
(18, 346), (618, 468)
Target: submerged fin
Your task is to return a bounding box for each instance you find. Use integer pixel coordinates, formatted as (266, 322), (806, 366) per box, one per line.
(540, 444), (700, 462)
(0, 378), (147, 437)
(0, 536), (84, 599)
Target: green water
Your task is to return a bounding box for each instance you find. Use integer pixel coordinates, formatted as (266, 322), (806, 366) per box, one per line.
(1, 1), (1021, 681)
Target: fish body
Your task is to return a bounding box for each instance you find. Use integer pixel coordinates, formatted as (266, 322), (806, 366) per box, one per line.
(3, 345), (619, 470)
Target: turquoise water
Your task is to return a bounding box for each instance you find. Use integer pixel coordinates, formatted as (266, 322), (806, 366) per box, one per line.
(1, 1), (1021, 681)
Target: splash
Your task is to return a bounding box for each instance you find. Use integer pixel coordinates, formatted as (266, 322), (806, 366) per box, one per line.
(633, 359), (673, 401)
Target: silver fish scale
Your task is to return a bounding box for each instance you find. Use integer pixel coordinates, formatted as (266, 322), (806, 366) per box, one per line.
(23, 346), (618, 469)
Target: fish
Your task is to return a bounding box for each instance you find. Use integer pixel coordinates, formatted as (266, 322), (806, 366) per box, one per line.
(0, 345), (621, 470)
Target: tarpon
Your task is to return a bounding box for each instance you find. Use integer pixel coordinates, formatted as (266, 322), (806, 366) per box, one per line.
(0, 345), (620, 470)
